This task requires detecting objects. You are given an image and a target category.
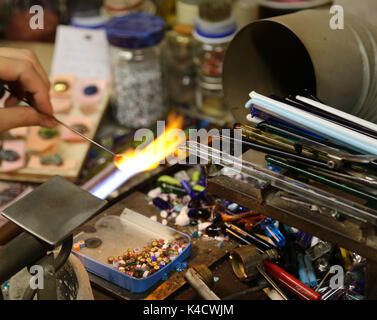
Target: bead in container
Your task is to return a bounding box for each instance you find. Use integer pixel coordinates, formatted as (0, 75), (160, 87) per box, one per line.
(106, 238), (189, 279)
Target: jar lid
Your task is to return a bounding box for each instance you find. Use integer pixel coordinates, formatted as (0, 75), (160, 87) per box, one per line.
(106, 12), (165, 49)
(71, 15), (108, 29)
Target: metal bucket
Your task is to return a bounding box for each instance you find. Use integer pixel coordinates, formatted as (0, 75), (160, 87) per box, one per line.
(223, 9), (377, 123)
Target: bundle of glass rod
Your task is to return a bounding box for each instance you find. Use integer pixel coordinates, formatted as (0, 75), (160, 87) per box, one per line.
(222, 91), (377, 214)
(181, 142), (377, 226)
(246, 92), (377, 155)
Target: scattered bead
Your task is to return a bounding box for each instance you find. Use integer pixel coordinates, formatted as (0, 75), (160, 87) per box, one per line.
(191, 230), (200, 238)
(40, 153), (63, 166)
(54, 81), (69, 93)
(38, 127), (58, 139)
(83, 85), (98, 95)
(153, 197), (171, 210)
(175, 206), (190, 226)
(0, 149), (20, 162)
(148, 187), (162, 199)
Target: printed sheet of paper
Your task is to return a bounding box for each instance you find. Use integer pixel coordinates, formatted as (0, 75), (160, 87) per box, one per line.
(51, 25), (111, 79)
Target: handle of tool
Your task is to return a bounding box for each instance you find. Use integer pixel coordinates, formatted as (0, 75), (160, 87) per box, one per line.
(0, 221), (22, 246)
(184, 268), (220, 300)
(0, 232), (48, 284)
(263, 261), (322, 300)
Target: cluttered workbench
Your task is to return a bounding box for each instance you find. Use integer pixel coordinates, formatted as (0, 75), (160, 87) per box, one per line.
(0, 40), (267, 301)
(2, 3), (377, 302)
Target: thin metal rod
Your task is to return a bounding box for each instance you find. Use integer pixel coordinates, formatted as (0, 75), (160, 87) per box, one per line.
(3, 86), (116, 157)
(215, 134), (331, 169)
(53, 116), (116, 157)
(315, 269), (331, 292)
(256, 264), (289, 300)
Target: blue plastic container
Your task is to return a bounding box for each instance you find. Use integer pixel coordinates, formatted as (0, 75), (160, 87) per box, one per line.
(72, 209), (191, 293)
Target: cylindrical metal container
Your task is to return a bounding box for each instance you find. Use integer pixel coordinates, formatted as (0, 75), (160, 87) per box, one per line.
(223, 9), (377, 123)
(229, 245), (261, 280)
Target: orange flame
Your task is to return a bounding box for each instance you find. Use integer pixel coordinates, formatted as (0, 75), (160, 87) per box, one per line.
(114, 113), (185, 173)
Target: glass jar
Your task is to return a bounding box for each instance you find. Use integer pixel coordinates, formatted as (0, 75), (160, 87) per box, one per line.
(163, 24), (196, 109)
(106, 12), (166, 128)
(101, 0), (156, 19)
(4, 0), (59, 42)
(154, 0), (176, 24)
(193, 7), (237, 118)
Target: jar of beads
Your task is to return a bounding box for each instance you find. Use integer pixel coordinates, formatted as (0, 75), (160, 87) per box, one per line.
(106, 12), (167, 128)
(193, 0), (237, 118)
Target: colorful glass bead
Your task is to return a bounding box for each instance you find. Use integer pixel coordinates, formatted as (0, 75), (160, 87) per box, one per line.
(83, 85), (98, 95)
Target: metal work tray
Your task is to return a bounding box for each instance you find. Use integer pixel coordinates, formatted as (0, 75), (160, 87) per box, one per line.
(72, 209), (191, 293)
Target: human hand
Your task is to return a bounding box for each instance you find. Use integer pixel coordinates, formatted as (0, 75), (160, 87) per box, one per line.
(0, 47), (56, 132)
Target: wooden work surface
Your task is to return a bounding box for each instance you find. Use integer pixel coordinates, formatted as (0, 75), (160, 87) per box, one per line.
(0, 41), (110, 183)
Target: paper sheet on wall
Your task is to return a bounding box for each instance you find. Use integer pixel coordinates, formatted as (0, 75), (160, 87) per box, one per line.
(51, 25), (111, 79)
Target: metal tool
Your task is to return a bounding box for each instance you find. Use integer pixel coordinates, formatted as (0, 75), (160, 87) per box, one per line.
(266, 155), (377, 204)
(256, 264), (288, 300)
(294, 137), (377, 168)
(184, 265), (220, 300)
(308, 166), (377, 187)
(237, 122), (377, 169)
(263, 261), (322, 300)
(225, 223), (274, 253)
(2, 86), (117, 157)
(258, 121), (377, 166)
(229, 245), (279, 281)
(0, 176), (107, 296)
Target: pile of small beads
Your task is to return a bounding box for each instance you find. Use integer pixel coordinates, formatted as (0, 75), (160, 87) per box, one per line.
(107, 237), (188, 279)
